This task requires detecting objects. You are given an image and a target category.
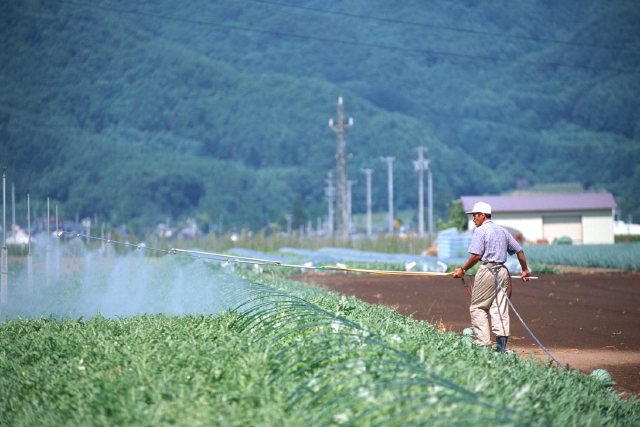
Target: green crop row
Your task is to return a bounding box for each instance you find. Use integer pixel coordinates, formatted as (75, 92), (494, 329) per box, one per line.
(251, 271), (640, 425)
(524, 243), (640, 270)
(615, 235), (640, 244)
(0, 312), (301, 426)
(1, 258), (639, 426)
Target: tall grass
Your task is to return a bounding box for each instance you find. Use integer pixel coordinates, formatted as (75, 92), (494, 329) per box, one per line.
(615, 235), (640, 243)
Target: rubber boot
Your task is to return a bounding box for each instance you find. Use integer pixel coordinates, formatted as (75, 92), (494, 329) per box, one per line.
(495, 336), (508, 353)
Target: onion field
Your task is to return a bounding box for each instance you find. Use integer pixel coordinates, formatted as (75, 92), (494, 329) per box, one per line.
(524, 242), (640, 271)
(1, 254), (639, 426)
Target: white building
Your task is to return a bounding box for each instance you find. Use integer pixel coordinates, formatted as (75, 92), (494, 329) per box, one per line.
(461, 193), (617, 245)
(613, 220), (640, 236)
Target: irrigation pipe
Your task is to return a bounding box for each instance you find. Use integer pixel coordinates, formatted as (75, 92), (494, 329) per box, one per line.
(171, 246), (454, 276)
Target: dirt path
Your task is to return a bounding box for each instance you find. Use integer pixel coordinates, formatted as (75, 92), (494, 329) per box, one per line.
(293, 271), (640, 398)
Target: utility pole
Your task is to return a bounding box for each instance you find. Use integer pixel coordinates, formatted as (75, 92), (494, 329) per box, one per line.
(27, 189), (32, 294)
(11, 182), (15, 228)
(2, 167), (5, 245)
(1, 167), (7, 305)
(324, 171), (335, 237)
(347, 180), (356, 236)
(54, 201), (59, 281)
(329, 97), (353, 239)
(413, 147), (429, 237)
(428, 163), (434, 238)
(361, 168), (373, 237)
(285, 214), (292, 235)
(46, 194), (51, 286)
(380, 156), (395, 234)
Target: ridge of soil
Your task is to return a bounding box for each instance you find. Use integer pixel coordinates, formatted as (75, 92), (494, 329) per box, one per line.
(292, 271), (640, 398)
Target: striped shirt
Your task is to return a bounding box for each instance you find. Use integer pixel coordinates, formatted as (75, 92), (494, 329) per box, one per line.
(468, 220), (522, 263)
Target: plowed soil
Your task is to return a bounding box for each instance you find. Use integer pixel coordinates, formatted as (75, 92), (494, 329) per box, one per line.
(293, 271), (640, 398)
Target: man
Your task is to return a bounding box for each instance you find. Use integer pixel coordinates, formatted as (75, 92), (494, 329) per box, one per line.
(452, 202), (531, 352)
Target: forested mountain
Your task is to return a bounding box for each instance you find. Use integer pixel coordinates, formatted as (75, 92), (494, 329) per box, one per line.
(1, 0), (639, 233)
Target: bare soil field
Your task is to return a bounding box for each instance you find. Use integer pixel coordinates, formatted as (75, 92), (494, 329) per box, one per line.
(293, 271), (640, 398)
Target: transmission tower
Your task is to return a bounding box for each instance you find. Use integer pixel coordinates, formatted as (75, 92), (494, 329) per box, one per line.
(360, 168), (373, 237)
(329, 97), (353, 239)
(380, 156), (395, 234)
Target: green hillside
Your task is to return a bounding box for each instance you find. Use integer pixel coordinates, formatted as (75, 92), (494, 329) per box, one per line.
(1, 0), (639, 232)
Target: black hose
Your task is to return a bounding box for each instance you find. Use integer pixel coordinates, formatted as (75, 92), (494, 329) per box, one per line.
(487, 267), (568, 371)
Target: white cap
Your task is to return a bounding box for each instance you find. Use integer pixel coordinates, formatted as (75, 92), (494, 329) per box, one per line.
(466, 202), (492, 214)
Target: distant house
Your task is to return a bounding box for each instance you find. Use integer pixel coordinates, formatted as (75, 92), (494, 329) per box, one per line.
(613, 220), (640, 236)
(460, 193), (617, 245)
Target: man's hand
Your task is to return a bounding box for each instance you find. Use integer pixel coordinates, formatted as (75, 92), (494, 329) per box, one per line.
(453, 267), (465, 278)
(521, 269), (531, 282)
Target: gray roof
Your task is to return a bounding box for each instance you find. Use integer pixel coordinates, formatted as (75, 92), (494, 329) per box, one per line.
(461, 193), (616, 213)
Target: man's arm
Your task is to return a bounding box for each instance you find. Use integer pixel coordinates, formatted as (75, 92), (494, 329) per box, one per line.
(452, 254), (482, 278)
(517, 250), (531, 282)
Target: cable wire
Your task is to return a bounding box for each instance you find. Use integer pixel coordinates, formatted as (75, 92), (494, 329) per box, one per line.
(247, 0), (640, 52)
(44, 0), (640, 74)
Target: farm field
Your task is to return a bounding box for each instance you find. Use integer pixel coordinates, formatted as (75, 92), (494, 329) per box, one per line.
(1, 254), (640, 425)
(294, 271), (640, 397)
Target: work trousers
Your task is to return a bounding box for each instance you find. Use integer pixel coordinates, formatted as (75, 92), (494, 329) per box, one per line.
(469, 264), (510, 346)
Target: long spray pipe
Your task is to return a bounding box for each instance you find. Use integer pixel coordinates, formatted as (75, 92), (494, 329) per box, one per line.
(56, 231), (476, 276)
(56, 231), (310, 268)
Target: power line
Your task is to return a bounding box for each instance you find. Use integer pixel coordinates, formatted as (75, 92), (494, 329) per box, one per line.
(44, 0), (640, 74)
(247, 0), (640, 52)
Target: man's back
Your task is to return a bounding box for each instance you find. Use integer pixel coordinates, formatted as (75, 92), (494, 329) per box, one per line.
(468, 220), (521, 263)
